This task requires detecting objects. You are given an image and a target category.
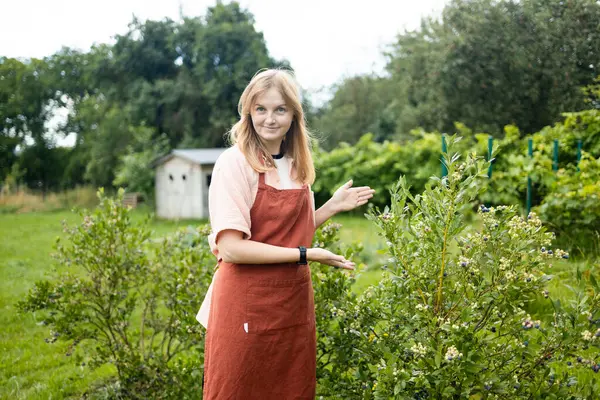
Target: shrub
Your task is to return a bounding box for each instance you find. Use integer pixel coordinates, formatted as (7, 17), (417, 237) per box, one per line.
(315, 137), (600, 399)
(311, 222), (366, 388)
(537, 153), (600, 257)
(18, 188), (214, 399)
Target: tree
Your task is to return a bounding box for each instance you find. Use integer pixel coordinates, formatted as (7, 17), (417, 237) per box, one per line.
(437, 0), (600, 134)
(189, 2), (276, 147)
(113, 126), (169, 200)
(317, 0), (600, 145)
(1, 2), (293, 193)
(312, 75), (399, 149)
(17, 139), (71, 193)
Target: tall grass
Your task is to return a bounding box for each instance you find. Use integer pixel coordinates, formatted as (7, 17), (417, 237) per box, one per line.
(0, 186), (100, 214)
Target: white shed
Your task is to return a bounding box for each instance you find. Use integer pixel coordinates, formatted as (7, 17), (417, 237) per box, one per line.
(153, 148), (225, 220)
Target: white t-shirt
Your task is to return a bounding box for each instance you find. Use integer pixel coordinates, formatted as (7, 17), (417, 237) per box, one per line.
(274, 156), (293, 189)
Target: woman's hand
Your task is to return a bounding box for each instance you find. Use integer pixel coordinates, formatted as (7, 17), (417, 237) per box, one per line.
(330, 179), (376, 213)
(307, 248), (355, 270)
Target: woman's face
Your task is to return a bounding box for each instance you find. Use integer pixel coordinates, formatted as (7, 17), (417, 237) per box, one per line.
(250, 87), (294, 154)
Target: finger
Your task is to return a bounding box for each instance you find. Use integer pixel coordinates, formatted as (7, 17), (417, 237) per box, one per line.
(340, 261), (355, 270)
(343, 179), (353, 188)
(356, 189), (376, 196)
(356, 195), (374, 204)
(331, 262), (355, 270)
(326, 255), (345, 264)
(358, 193), (374, 200)
(349, 186), (371, 193)
(335, 258), (355, 270)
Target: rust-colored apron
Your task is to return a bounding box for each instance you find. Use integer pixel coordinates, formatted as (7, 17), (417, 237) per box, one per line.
(203, 172), (317, 400)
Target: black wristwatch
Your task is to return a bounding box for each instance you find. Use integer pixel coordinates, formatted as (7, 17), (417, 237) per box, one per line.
(297, 246), (308, 265)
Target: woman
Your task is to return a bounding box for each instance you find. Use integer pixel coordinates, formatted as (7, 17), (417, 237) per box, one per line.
(200, 68), (375, 399)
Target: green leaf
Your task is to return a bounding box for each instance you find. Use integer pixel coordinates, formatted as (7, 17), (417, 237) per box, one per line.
(590, 273), (599, 290)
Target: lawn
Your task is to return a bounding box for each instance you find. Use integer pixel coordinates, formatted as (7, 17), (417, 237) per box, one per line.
(0, 208), (383, 399)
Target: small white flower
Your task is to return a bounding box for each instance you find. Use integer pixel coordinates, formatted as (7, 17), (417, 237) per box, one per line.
(445, 345), (463, 361)
(499, 257), (510, 271)
(411, 342), (428, 357)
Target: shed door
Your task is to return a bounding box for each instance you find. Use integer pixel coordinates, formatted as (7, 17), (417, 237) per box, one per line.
(165, 162), (195, 219)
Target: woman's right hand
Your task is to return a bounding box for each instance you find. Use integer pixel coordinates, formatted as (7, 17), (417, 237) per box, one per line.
(307, 248), (355, 270)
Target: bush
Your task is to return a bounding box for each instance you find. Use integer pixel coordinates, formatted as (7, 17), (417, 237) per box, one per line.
(311, 222), (366, 388)
(315, 137), (600, 399)
(537, 153), (600, 257)
(482, 110), (600, 210)
(113, 126), (170, 202)
(314, 110), (600, 257)
(18, 188), (214, 399)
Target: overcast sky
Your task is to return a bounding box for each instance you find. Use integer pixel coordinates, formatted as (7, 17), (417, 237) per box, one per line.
(1, 0), (448, 95)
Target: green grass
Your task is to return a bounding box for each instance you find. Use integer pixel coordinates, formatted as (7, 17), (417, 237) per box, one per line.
(0, 209), (207, 400)
(333, 213), (387, 267)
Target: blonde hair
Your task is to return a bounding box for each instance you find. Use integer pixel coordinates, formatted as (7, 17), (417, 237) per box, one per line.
(228, 68), (316, 185)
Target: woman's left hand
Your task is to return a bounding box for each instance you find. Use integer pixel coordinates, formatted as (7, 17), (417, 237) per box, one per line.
(330, 179), (376, 213)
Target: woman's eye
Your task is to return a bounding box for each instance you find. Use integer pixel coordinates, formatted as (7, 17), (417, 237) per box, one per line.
(277, 107), (286, 113)
(256, 106), (265, 112)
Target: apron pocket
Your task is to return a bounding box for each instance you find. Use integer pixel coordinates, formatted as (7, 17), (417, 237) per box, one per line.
(246, 279), (310, 334)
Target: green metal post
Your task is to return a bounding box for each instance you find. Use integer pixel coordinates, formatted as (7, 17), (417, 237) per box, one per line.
(577, 139), (582, 171)
(553, 139), (559, 172)
(441, 135), (448, 178)
(526, 138), (533, 217)
(487, 136), (494, 178)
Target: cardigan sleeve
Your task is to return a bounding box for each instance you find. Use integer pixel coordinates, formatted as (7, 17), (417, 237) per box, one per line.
(207, 148), (254, 259)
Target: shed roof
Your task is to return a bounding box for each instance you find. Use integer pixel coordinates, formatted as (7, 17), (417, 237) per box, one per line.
(152, 148), (226, 167)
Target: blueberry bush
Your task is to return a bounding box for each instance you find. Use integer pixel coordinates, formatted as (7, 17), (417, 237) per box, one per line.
(314, 137), (600, 399)
(18, 189), (214, 399)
